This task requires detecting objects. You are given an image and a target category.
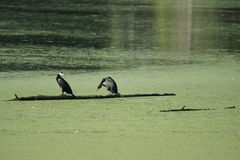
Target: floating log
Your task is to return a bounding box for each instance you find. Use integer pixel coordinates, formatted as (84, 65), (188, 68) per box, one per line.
(12, 93), (176, 101)
(160, 106), (210, 112)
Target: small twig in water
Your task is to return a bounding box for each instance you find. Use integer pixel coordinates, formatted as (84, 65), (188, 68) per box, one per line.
(224, 106), (236, 109)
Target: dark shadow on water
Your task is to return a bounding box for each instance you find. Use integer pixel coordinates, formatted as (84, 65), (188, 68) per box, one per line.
(0, 34), (111, 48)
(0, 5), (109, 16)
(0, 62), (102, 71)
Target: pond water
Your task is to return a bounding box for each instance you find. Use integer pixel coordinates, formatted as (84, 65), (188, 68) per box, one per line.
(0, 0), (239, 71)
(0, 0), (240, 160)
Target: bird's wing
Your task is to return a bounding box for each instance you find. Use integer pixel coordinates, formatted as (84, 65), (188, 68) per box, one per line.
(57, 78), (65, 88)
(106, 77), (118, 93)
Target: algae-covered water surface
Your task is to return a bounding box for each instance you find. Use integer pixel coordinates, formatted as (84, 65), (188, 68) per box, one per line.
(0, 0), (240, 160)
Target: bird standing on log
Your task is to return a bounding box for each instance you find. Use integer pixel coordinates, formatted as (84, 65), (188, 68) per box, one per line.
(97, 76), (119, 95)
(56, 72), (75, 97)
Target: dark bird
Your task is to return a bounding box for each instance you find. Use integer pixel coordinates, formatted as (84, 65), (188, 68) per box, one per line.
(56, 72), (75, 97)
(97, 76), (119, 94)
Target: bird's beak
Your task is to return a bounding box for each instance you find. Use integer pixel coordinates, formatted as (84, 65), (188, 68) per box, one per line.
(96, 85), (102, 92)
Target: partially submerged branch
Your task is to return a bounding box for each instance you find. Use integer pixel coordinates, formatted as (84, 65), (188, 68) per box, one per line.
(160, 105), (237, 112)
(11, 93), (176, 101)
(160, 106), (210, 112)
